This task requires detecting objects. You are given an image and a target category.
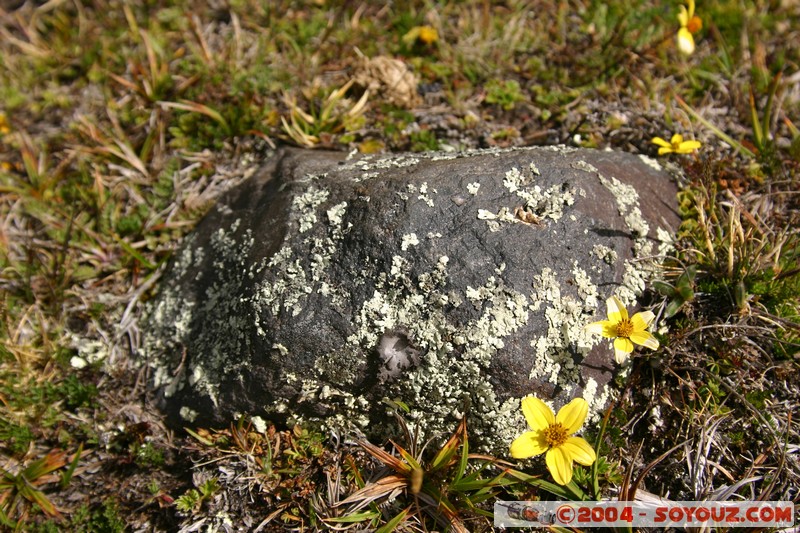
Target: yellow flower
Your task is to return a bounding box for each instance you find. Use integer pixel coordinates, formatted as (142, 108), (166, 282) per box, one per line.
(677, 0), (702, 55)
(418, 26), (438, 45)
(0, 113), (10, 135)
(402, 25), (439, 46)
(510, 396), (596, 486)
(651, 133), (702, 155)
(585, 296), (660, 364)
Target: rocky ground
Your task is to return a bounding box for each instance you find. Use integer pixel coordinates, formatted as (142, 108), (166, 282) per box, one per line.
(0, 1), (798, 531)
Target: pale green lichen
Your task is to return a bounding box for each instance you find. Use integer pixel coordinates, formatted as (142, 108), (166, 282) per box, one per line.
(299, 246), (537, 446)
(572, 263), (600, 310)
(417, 182), (436, 207)
(293, 187), (330, 233)
(476, 207), (517, 232)
(638, 153), (662, 172)
(528, 267), (597, 386)
(326, 201), (347, 225)
(401, 233), (419, 251)
(592, 244), (618, 265)
(657, 227), (675, 256)
(581, 377), (613, 424)
(180, 406), (199, 422)
(476, 164), (577, 229)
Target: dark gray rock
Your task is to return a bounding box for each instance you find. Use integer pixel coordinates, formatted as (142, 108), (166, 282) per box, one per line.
(144, 146), (679, 451)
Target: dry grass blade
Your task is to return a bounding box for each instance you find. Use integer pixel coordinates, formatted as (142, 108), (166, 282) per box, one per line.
(683, 415), (730, 498)
(628, 441), (686, 501)
(0, 26), (49, 57)
(356, 439), (412, 475)
(280, 115), (319, 147)
(74, 115), (150, 179)
(618, 441), (643, 502)
(158, 100), (230, 135)
(336, 474), (407, 510)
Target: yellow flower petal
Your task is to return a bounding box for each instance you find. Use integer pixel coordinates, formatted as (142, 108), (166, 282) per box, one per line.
(630, 330), (660, 351)
(614, 337), (634, 353)
(658, 146), (674, 155)
(418, 26), (438, 45)
(651, 137), (671, 148)
(562, 436), (597, 466)
(678, 4), (689, 26)
(606, 296), (628, 322)
(585, 320), (616, 339)
(631, 311), (655, 331)
(556, 398), (588, 435)
(510, 431), (549, 459)
(614, 337), (634, 364)
(670, 133), (684, 145)
(545, 446), (573, 485)
(677, 140), (702, 153)
(677, 27), (695, 55)
(521, 396), (555, 432)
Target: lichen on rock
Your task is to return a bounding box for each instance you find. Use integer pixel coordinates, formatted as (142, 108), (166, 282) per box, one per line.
(142, 146), (681, 452)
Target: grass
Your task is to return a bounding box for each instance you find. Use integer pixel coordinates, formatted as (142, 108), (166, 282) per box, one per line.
(1, 0), (798, 530)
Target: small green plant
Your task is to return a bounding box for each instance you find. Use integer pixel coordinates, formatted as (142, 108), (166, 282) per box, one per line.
(132, 441), (165, 468)
(0, 421), (35, 456)
(83, 499), (125, 533)
(52, 374), (98, 411)
(175, 477), (219, 514)
(409, 129), (440, 152)
(484, 79), (525, 111)
(653, 265), (697, 318)
(334, 404), (513, 531)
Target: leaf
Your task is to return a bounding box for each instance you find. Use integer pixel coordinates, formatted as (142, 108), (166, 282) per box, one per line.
(24, 451), (68, 482)
(357, 440), (411, 474)
(391, 440), (422, 471)
(430, 417), (465, 474)
(185, 427), (215, 446)
(159, 100), (230, 135)
(337, 475), (407, 510)
(676, 95), (755, 157)
(375, 506), (411, 533)
(324, 510), (381, 524)
(23, 486), (61, 518)
(60, 443), (83, 488)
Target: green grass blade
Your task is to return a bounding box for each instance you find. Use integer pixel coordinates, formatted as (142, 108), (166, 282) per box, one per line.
(676, 95), (756, 157)
(375, 506), (411, 533)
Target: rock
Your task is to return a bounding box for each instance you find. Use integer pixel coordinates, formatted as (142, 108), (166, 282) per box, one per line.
(143, 146), (679, 451)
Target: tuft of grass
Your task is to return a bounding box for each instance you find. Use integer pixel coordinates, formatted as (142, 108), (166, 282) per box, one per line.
(0, 445), (82, 527)
(281, 81), (369, 147)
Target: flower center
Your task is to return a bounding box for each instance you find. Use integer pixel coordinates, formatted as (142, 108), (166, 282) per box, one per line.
(687, 15), (702, 34)
(616, 318), (634, 338)
(543, 423), (569, 448)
